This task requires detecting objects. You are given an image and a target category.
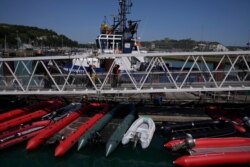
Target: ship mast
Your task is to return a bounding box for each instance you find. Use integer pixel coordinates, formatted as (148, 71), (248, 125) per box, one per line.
(117, 0), (132, 34)
(97, 0), (139, 54)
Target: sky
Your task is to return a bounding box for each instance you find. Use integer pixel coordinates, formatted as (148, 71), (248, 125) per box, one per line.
(0, 0), (250, 46)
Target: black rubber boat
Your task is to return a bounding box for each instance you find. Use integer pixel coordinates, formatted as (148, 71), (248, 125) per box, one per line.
(160, 120), (236, 140)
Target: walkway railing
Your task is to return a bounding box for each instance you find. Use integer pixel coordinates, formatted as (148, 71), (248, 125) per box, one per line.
(0, 51), (250, 95)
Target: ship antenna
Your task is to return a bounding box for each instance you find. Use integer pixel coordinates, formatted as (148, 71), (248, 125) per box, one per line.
(118, 0), (133, 34)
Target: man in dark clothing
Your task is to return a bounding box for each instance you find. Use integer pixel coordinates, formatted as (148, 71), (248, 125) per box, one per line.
(44, 66), (52, 88)
(86, 64), (94, 88)
(112, 64), (120, 88)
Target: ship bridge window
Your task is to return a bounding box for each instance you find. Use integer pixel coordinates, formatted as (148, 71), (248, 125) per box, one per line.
(96, 39), (107, 49)
(96, 38), (122, 51)
(124, 32), (132, 40)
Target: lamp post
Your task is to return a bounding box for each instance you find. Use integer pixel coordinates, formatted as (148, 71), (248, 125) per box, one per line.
(16, 30), (19, 49)
(4, 35), (7, 51)
(248, 29), (250, 50)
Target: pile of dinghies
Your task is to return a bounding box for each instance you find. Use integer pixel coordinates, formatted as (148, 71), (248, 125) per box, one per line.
(161, 105), (250, 167)
(0, 100), (156, 157)
(1, 100), (250, 166)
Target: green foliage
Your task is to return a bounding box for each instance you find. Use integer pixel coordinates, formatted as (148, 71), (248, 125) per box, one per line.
(0, 23), (79, 48)
(141, 38), (220, 51)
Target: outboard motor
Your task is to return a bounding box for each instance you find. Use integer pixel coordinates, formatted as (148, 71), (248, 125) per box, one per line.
(133, 132), (141, 148)
(172, 134), (195, 152)
(243, 116), (250, 128)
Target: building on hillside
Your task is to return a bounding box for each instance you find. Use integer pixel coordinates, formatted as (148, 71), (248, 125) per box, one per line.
(209, 43), (229, 52)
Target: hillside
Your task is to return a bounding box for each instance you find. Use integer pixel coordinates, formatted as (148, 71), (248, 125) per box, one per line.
(1, 24), (248, 52)
(0, 23), (79, 49)
(141, 38), (249, 52)
(141, 38), (220, 52)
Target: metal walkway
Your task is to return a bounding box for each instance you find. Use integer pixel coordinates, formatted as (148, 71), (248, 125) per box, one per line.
(0, 51), (250, 95)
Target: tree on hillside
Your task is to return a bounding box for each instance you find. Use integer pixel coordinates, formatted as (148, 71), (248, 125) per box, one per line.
(0, 24), (79, 49)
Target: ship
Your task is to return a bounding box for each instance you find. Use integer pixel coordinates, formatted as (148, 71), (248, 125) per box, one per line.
(64, 0), (145, 73)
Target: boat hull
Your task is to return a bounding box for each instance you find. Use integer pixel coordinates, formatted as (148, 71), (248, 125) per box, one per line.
(205, 106), (247, 133)
(26, 104), (93, 150)
(0, 100), (63, 132)
(0, 100), (60, 122)
(165, 137), (250, 150)
(173, 152), (250, 167)
(54, 103), (109, 157)
(0, 120), (51, 140)
(0, 120), (51, 150)
(160, 120), (236, 140)
(77, 104), (126, 151)
(169, 137), (250, 167)
(122, 116), (155, 149)
(106, 104), (137, 157)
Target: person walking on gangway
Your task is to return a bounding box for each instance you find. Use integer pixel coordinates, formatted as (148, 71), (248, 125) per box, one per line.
(112, 64), (120, 88)
(86, 64), (94, 88)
